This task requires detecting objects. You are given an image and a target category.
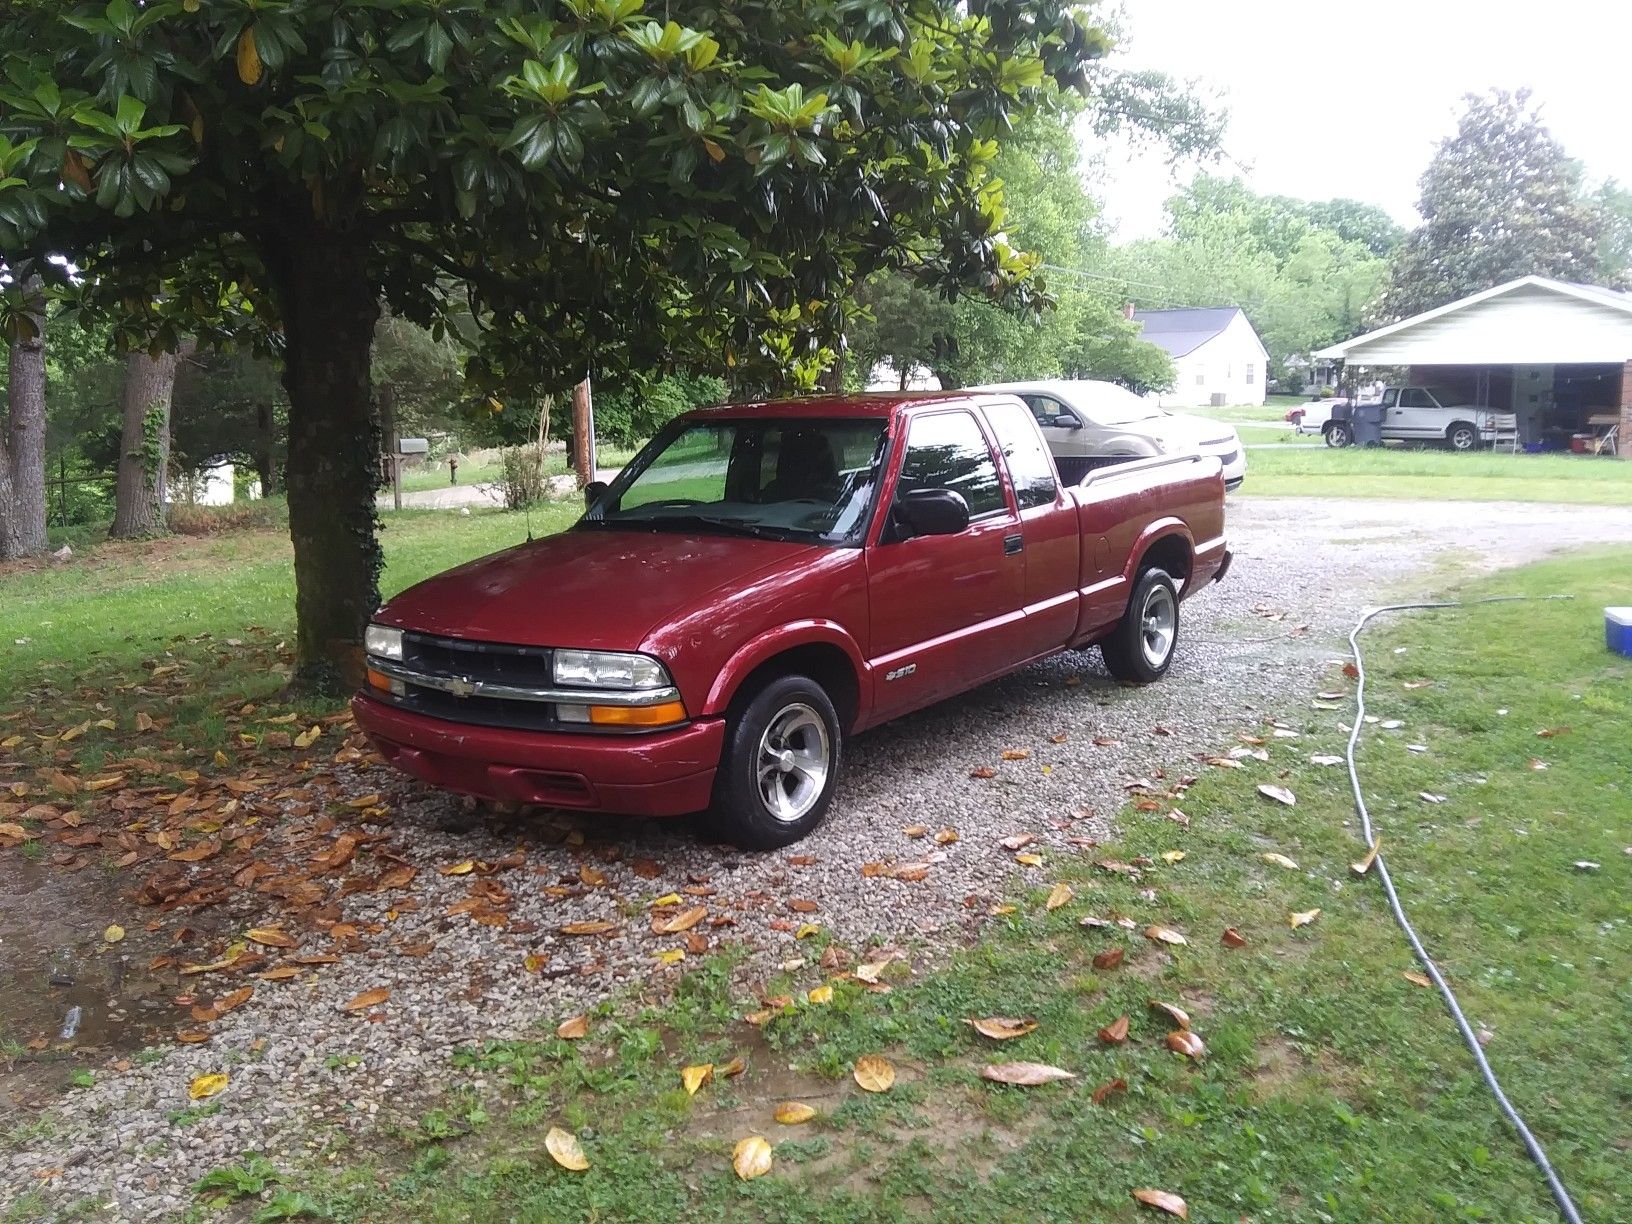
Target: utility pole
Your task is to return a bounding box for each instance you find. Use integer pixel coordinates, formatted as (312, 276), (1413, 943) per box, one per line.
(379, 383), (401, 511)
(571, 377), (595, 487)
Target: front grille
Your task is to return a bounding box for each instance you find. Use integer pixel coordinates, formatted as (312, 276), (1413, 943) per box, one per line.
(401, 631), (552, 686)
(1213, 448), (1239, 467)
(389, 682), (561, 733)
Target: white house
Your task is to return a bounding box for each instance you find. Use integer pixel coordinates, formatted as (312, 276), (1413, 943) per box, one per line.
(1132, 306), (1269, 408)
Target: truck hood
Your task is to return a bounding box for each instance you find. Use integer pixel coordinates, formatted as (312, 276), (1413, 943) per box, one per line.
(375, 528), (821, 650)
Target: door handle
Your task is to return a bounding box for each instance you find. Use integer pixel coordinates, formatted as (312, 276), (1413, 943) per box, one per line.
(1003, 533), (1023, 555)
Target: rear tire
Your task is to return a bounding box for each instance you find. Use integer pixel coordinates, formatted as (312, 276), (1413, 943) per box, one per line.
(1100, 567), (1180, 684)
(1324, 421), (1353, 448)
(704, 674), (841, 850)
(1447, 422), (1478, 451)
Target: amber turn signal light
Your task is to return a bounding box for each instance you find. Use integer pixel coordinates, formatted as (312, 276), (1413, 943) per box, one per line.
(588, 700), (687, 727)
(366, 668), (393, 693)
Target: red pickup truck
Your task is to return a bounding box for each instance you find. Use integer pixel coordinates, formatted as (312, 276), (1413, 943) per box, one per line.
(354, 393), (1230, 848)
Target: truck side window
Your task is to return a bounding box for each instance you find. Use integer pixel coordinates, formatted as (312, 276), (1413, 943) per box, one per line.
(1399, 388), (1433, 408)
(898, 411), (1006, 517)
(1380, 388), (1399, 408)
(982, 401), (1058, 509)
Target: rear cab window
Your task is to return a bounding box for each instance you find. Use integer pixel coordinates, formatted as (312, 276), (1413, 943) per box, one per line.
(981, 399), (1060, 509)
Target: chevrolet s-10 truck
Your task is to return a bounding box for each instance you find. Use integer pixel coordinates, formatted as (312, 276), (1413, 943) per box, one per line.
(353, 393), (1232, 848)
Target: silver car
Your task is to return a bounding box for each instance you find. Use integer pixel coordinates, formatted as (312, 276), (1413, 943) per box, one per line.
(975, 379), (1246, 489)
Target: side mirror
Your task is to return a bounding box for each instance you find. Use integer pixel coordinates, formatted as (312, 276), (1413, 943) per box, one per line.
(896, 488), (970, 537)
(583, 480), (608, 510)
(1056, 414), (1083, 430)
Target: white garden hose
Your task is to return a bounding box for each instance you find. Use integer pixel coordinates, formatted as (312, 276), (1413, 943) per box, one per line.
(1344, 596), (1582, 1224)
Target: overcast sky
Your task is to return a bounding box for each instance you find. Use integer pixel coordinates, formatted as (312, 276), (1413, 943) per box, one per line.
(1095, 0), (1632, 238)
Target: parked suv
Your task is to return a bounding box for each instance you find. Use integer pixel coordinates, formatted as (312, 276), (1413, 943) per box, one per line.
(1324, 386), (1498, 450)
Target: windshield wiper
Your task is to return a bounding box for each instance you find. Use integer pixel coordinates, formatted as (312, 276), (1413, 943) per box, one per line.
(621, 514), (795, 541)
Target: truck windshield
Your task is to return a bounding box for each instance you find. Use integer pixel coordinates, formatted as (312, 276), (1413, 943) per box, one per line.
(582, 418), (889, 545)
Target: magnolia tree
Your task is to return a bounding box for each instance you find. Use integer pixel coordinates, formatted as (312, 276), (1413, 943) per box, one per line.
(0, 0), (1106, 689)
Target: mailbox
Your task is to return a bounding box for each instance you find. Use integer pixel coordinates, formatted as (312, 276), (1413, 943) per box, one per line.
(396, 437), (429, 456)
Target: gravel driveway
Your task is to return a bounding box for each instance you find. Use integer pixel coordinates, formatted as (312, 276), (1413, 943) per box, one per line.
(5, 495), (1629, 1218)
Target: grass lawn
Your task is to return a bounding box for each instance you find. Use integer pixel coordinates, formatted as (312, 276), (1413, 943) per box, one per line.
(0, 505), (580, 767)
(396, 444), (644, 495)
(1243, 445), (1632, 505)
(250, 548), (1629, 1222)
(1185, 399), (1299, 426)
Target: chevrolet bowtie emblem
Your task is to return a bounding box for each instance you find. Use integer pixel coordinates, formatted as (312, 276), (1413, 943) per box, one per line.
(446, 676), (477, 698)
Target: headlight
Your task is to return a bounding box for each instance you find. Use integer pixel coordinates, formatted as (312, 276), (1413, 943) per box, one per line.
(553, 649), (670, 690)
(364, 624), (404, 660)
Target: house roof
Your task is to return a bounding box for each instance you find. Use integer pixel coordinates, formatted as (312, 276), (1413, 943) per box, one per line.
(1315, 276), (1632, 365)
(1131, 307), (1252, 358)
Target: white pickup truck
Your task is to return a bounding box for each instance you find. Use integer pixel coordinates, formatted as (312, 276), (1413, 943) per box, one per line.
(1323, 386), (1502, 451)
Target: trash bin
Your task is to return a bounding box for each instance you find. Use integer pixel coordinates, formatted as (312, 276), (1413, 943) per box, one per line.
(1351, 402), (1384, 447)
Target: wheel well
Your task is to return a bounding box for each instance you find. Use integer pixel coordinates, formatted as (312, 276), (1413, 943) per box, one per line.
(727, 644), (861, 733)
(1446, 420), (1475, 436)
(1137, 534), (1192, 588)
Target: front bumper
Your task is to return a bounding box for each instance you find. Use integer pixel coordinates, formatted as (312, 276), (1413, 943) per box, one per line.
(352, 693), (725, 817)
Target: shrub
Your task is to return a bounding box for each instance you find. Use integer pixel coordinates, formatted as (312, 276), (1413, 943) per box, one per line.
(497, 445), (545, 510)
(169, 499), (287, 535)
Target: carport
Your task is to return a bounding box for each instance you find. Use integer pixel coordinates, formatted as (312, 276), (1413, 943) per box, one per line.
(1315, 276), (1632, 455)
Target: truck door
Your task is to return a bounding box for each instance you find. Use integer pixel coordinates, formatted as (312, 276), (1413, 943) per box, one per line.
(980, 399), (1080, 657)
(1394, 387), (1439, 438)
(866, 408), (1027, 719)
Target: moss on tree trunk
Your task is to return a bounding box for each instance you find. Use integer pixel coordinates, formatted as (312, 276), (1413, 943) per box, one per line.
(111, 343), (195, 539)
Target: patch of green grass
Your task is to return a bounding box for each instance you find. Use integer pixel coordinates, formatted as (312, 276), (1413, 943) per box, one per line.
(277, 547), (1630, 1223)
(1243, 444), (1632, 504)
(0, 506), (581, 770)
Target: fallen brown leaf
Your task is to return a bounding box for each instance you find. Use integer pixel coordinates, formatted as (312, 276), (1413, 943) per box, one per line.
(965, 1016), (1038, 1041)
(852, 1054), (895, 1093)
(732, 1135), (773, 1181)
(341, 987), (390, 1013)
(1220, 927), (1248, 949)
(545, 1127), (589, 1171)
(1165, 1030), (1206, 1060)
(557, 1015), (589, 1040)
(1044, 882), (1073, 911)
(681, 1063), (713, 1095)
(1092, 947), (1125, 971)
(1149, 1000), (1190, 1030)
(1097, 1015), (1129, 1044)
(1091, 1078), (1128, 1105)
(1143, 925), (1188, 946)
(979, 1061), (1076, 1086)
(773, 1101), (816, 1125)
(1132, 1187), (1189, 1218)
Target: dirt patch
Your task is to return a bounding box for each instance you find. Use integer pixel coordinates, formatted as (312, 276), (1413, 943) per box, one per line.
(0, 860), (209, 1115)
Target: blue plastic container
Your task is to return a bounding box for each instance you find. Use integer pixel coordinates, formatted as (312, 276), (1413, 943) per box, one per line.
(1608, 607), (1632, 658)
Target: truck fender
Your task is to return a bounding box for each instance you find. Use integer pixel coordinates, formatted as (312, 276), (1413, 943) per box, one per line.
(1123, 517), (1195, 585)
(702, 621), (869, 726)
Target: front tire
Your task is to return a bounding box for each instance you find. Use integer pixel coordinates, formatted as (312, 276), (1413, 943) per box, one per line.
(1446, 422), (1478, 451)
(705, 674), (841, 849)
(1324, 421), (1353, 448)
(1100, 567), (1181, 684)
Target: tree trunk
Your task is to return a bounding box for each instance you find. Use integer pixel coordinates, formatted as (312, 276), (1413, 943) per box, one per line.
(111, 342), (195, 539)
(254, 401), (279, 496)
(2, 280), (48, 559)
(261, 220), (383, 693)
